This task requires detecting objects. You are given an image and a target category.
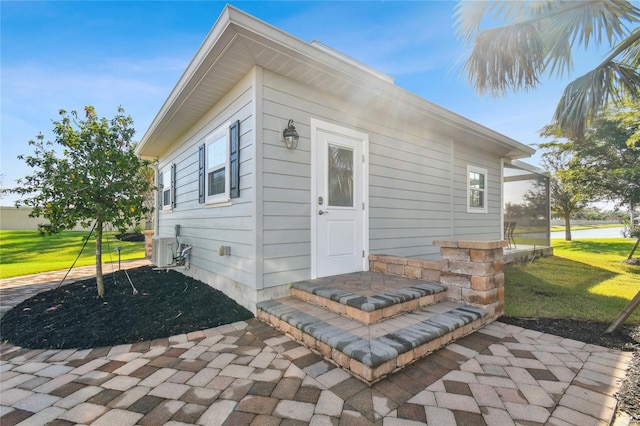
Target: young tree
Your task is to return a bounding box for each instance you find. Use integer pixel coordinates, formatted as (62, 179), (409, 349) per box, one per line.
(455, 0), (640, 140)
(14, 106), (152, 297)
(572, 100), (640, 209)
(522, 176), (550, 221)
(571, 100), (640, 257)
(140, 165), (156, 230)
(538, 143), (590, 241)
(540, 98), (639, 246)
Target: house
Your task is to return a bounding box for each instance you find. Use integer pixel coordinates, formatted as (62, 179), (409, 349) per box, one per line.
(136, 5), (536, 314)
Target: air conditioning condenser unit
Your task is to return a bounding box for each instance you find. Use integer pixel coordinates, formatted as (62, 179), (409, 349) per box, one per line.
(152, 237), (175, 267)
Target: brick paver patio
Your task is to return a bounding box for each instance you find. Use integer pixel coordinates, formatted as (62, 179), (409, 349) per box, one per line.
(0, 261), (633, 425)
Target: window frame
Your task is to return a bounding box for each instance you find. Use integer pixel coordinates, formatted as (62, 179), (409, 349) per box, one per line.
(205, 123), (231, 205)
(160, 165), (172, 211)
(467, 165), (488, 213)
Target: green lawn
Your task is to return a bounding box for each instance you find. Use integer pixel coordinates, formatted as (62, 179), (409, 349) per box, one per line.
(549, 223), (624, 232)
(504, 238), (640, 323)
(3, 230), (639, 324)
(0, 230), (146, 279)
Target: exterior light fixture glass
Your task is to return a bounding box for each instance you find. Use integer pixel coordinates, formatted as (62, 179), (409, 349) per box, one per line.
(282, 119), (299, 150)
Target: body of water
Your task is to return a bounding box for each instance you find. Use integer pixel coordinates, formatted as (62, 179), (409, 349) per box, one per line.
(550, 226), (628, 239)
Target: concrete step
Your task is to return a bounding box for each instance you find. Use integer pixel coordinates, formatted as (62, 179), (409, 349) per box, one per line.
(257, 297), (488, 383)
(290, 278), (447, 324)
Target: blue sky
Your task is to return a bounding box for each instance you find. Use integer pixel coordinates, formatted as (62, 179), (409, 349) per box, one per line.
(1, 1), (616, 205)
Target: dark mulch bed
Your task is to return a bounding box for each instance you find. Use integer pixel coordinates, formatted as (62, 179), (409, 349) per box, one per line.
(0, 266), (253, 349)
(1, 268), (638, 419)
(498, 316), (640, 352)
(115, 232), (145, 242)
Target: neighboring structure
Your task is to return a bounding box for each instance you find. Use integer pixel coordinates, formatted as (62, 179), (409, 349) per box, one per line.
(136, 6), (538, 313)
(0, 206), (146, 232)
(0, 207), (46, 230)
(0, 207), (91, 231)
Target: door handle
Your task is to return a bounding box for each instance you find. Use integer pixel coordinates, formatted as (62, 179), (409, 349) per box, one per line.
(318, 210), (329, 215)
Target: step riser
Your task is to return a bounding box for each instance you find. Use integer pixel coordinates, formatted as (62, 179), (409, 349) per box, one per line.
(258, 308), (487, 383)
(258, 271), (490, 384)
(290, 287), (447, 324)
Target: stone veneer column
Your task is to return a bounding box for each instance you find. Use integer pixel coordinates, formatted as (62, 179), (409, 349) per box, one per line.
(144, 230), (154, 259)
(433, 240), (507, 318)
(368, 255), (440, 282)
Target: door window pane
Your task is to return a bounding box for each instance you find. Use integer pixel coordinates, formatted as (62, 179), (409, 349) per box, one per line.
(328, 145), (353, 207)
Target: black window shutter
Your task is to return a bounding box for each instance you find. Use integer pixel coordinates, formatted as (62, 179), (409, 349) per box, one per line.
(198, 144), (205, 203)
(171, 163), (177, 208)
(229, 120), (240, 199)
(158, 171), (164, 208)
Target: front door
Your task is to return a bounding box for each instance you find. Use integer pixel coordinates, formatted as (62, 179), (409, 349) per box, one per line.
(312, 119), (368, 278)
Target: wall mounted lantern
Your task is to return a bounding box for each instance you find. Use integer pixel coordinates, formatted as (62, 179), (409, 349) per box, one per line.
(282, 119), (300, 150)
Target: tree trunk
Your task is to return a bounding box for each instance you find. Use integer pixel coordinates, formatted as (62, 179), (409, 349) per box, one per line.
(629, 238), (640, 260)
(629, 204), (639, 259)
(96, 220), (105, 297)
(606, 290), (640, 333)
(564, 212), (572, 241)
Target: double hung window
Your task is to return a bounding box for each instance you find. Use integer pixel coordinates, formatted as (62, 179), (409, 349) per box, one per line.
(160, 164), (175, 210)
(467, 165), (487, 213)
(198, 120), (240, 204)
(206, 129), (229, 203)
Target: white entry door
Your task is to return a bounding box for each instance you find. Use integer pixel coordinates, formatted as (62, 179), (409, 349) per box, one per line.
(312, 120), (368, 278)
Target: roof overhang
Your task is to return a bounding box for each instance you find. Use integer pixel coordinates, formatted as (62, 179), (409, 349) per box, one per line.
(137, 5), (535, 160)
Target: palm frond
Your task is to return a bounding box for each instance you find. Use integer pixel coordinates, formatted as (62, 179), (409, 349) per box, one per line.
(618, 27), (640, 68)
(553, 61), (640, 139)
(538, 17), (574, 77)
(521, 0), (639, 78)
(454, 1), (534, 41)
(561, 0), (639, 48)
(454, 1), (490, 42)
(486, 1), (537, 23)
(463, 23), (544, 96)
(456, 0), (640, 90)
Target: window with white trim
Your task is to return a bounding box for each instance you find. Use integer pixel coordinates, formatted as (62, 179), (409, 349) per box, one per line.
(160, 166), (172, 210)
(467, 165), (487, 213)
(205, 125), (230, 204)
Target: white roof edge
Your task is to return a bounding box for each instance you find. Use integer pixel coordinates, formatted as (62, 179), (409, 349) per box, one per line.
(228, 6), (397, 89)
(389, 86), (535, 158)
(448, 115), (536, 158)
(137, 6), (236, 156)
(138, 4), (535, 160)
(310, 41), (395, 84)
(508, 159), (549, 175)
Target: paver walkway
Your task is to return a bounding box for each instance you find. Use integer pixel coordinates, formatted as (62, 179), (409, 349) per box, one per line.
(0, 262), (633, 425)
(0, 259), (152, 317)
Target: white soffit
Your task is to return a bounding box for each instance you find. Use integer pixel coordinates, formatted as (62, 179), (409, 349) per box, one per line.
(137, 5), (534, 161)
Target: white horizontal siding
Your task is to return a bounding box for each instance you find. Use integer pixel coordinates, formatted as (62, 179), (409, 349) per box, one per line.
(367, 125), (456, 258)
(450, 141), (502, 240)
(156, 71), (256, 289)
(263, 71), (430, 267)
(154, 65), (511, 291)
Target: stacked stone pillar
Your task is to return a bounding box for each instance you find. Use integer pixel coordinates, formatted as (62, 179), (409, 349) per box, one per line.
(144, 230), (154, 259)
(434, 240), (506, 318)
(368, 255), (440, 282)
